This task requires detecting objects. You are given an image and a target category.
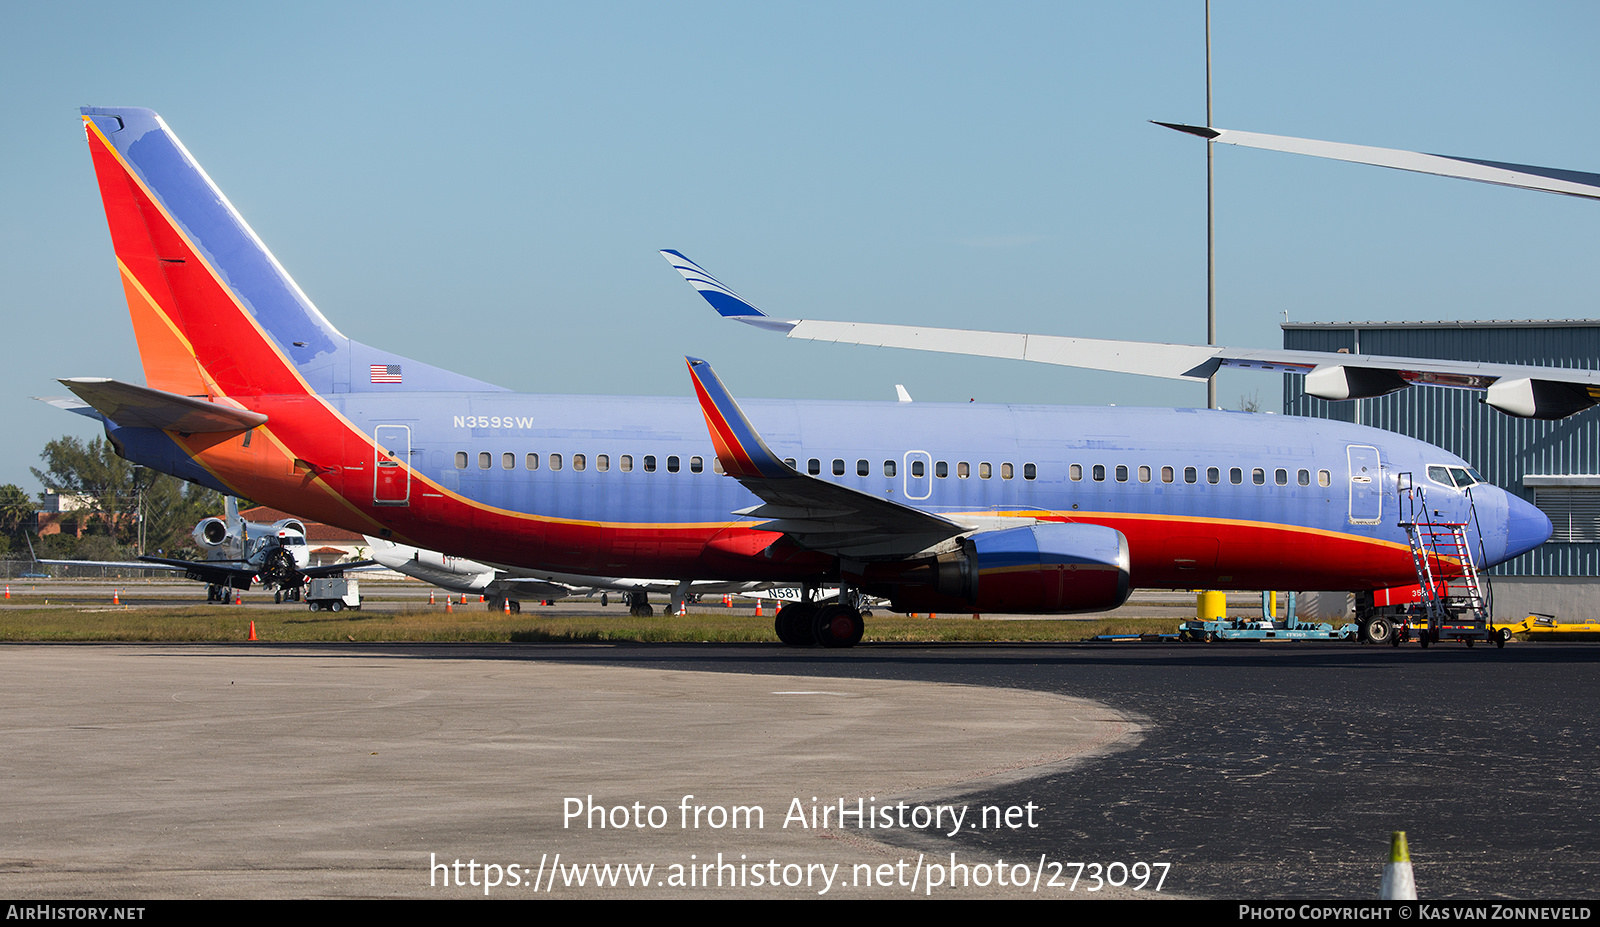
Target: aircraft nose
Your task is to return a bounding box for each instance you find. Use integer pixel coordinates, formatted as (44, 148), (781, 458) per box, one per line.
(1503, 492), (1552, 561)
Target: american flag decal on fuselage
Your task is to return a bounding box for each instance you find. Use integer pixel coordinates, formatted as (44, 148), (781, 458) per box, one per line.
(370, 364), (402, 384)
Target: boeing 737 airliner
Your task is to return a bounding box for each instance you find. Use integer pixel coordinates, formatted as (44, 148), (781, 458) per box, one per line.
(55, 107), (1550, 646)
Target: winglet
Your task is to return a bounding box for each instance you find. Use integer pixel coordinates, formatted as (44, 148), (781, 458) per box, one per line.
(1152, 121), (1221, 140)
(685, 357), (795, 480)
(661, 250), (797, 333)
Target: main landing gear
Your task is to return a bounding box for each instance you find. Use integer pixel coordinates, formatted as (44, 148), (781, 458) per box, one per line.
(773, 584), (866, 648)
(627, 591), (654, 618)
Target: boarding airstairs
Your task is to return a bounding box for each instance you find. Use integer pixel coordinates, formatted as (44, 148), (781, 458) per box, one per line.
(1395, 473), (1499, 647)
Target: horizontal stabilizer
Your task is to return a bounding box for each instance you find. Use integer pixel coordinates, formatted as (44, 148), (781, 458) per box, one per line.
(59, 378), (267, 433)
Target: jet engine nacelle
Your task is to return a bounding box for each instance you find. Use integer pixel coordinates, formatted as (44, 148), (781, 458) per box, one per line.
(194, 517), (231, 549)
(191, 515), (308, 556)
(1483, 377), (1599, 420)
(887, 522), (1132, 613)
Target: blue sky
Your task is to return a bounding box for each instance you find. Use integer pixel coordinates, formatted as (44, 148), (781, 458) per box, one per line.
(3, 1), (1597, 493)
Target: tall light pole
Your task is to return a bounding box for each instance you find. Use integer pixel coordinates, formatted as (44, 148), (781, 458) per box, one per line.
(1206, 0), (1218, 410)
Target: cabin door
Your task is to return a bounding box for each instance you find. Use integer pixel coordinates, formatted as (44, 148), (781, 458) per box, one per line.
(374, 424), (411, 506)
(1346, 444), (1381, 525)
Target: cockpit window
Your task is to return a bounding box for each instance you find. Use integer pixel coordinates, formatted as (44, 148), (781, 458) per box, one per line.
(1429, 464), (1483, 489)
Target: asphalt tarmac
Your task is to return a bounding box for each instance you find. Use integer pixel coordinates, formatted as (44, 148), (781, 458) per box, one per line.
(2, 639), (1594, 901)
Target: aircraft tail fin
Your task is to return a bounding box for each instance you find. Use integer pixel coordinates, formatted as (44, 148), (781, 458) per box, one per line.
(79, 107), (503, 400)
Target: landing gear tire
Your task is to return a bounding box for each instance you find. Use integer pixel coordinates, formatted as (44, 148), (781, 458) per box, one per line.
(600, 593), (608, 607)
(1420, 632), (1430, 649)
(812, 604), (864, 649)
(774, 603), (818, 647)
(330, 600), (343, 612)
(1365, 616), (1394, 646)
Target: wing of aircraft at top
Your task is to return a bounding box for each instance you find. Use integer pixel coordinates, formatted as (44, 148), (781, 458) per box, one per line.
(1153, 122), (1600, 201)
(663, 127), (1600, 421)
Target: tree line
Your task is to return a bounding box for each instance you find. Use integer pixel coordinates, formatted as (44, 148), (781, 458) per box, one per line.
(0, 436), (224, 561)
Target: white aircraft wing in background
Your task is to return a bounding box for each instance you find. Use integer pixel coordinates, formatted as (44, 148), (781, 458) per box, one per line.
(1153, 122), (1600, 201)
(662, 249), (1600, 420)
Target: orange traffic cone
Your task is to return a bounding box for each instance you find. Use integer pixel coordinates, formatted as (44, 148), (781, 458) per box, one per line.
(429, 590), (435, 605)
(446, 598), (454, 613)
(503, 597), (511, 614)
(755, 600), (763, 616)
(479, 594), (485, 603)
(248, 621), (257, 641)
(112, 589), (120, 605)
(235, 592), (244, 605)
(723, 594), (731, 607)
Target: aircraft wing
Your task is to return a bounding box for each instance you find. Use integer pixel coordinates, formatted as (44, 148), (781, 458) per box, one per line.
(686, 356), (971, 559)
(1153, 122), (1600, 201)
(664, 250), (1600, 420)
(31, 555), (263, 590)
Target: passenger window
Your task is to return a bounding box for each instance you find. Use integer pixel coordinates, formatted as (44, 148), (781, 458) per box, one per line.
(550, 453), (563, 471)
(667, 456), (680, 473)
(713, 458), (724, 475)
(1139, 465), (1152, 483)
(1115, 465), (1128, 483)
(857, 459), (869, 477)
(912, 460), (925, 478)
(833, 459), (845, 476)
(690, 456), (704, 473)
(478, 452), (491, 470)
(502, 452), (514, 470)
(1092, 464), (1106, 482)
(808, 458), (820, 475)
(643, 455), (656, 472)
(1275, 468), (1288, 486)
(573, 453), (586, 472)
(1318, 469), (1332, 487)
(597, 454), (610, 472)
(1184, 467), (1197, 484)
(883, 460), (896, 477)
(526, 453), (539, 470)
(958, 462), (970, 479)
(936, 461), (948, 478)
(1207, 467), (1220, 484)
(979, 462), (992, 479)
(620, 455), (633, 472)
(1001, 463), (1013, 480)
(1298, 468), (1310, 486)
(1161, 466), (1174, 483)
(1070, 464), (1082, 481)
(784, 458), (796, 469)
(1252, 468), (1265, 485)
(455, 452), (468, 469)
(1023, 463), (1037, 481)
(1230, 467), (1243, 485)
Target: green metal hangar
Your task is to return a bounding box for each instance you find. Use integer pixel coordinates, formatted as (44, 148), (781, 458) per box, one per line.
(1282, 319), (1600, 622)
